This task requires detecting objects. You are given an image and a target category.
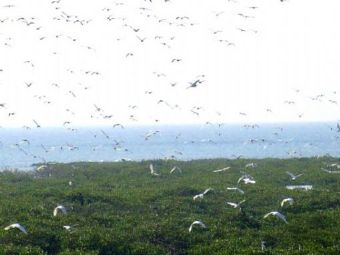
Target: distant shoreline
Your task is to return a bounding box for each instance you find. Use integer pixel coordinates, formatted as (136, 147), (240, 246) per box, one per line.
(2, 155), (337, 172)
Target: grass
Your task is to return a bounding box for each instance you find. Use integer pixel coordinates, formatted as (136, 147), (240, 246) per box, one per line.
(0, 157), (340, 254)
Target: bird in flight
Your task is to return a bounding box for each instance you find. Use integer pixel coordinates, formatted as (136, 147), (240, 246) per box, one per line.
(281, 198), (294, 207)
(169, 166), (182, 174)
(286, 171), (303, 180)
(33, 119), (41, 128)
(53, 205), (67, 216)
(213, 166), (231, 173)
(4, 223), (28, 234)
(187, 79), (204, 89)
(264, 211), (288, 224)
(238, 174), (256, 184)
(188, 220), (206, 232)
(193, 188), (213, 200)
(150, 163), (160, 176)
(227, 187), (245, 194)
(226, 199), (246, 209)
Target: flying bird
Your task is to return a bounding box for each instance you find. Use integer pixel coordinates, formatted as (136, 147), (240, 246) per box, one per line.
(169, 166), (182, 174)
(226, 187), (245, 194)
(226, 199), (246, 209)
(286, 171), (303, 180)
(188, 221), (206, 232)
(193, 188), (213, 200)
(245, 162), (257, 168)
(187, 79), (204, 89)
(53, 205), (67, 216)
(4, 223), (28, 234)
(238, 175), (256, 184)
(264, 211), (288, 224)
(150, 163), (160, 176)
(33, 119), (41, 128)
(213, 167), (231, 173)
(281, 198), (294, 207)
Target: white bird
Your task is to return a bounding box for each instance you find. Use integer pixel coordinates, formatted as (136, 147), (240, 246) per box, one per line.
(321, 168), (340, 174)
(4, 223), (28, 234)
(193, 188), (213, 200)
(286, 171), (303, 180)
(188, 220), (206, 232)
(63, 225), (72, 231)
(227, 187), (245, 194)
(170, 166), (182, 174)
(263, 211), (288, 224)
(150, 164), (160, 176)
(238, 175), (256, 184)
(213, 166), (230, 173)
(245, 162), (257, 168)
(36, 164), (48, 171)
(226, 199), (246, 208)
(281, 198), (294, 207)
(261, 241), (266, 251)
(53, 205), (67, 216)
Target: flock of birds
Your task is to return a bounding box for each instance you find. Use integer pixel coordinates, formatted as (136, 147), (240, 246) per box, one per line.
(149, 163), (303, 230)
(0, 0), (340, 250)
(2, 155), (339, 252)
(0, 0), (340, 167)
(147, 161), (337, 250)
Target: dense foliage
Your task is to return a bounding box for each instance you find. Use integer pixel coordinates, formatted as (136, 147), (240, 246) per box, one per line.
(0, 157), (340, 254)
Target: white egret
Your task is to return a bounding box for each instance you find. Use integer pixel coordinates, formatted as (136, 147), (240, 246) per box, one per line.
(36, 165), (48, 171)
(238, 175), (256, 184)
(281, 198), (294, 207)
(245, 163), (257, 168)
(63, 225), (71, 231)
(213, 167), (230, 173)
(188, 221), (206, 232)
(4, 223), (28, 234)
(264, 211), (288, 224)
(227, 187), (245, 194)
(321, 168), (340, 174)
(286, 171), (303, 180)
(226, 199), (246, 209)
(193, 188), (213, 200)
(170, 166), (182, 174)
(150, 164), (160, 176)
(53, 205), (67, 216)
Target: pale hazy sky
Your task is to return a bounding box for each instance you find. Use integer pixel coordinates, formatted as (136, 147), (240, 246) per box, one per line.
(0, 0), (339, 127)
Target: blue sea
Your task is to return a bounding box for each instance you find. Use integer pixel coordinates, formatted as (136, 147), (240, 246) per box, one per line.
(0, 122), (339, 170)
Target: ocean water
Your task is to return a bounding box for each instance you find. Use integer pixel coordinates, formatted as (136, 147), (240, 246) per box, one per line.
(0, 122), (339, 170)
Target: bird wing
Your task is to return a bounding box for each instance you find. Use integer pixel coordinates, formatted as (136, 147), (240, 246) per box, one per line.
(276, 212), (288, 223)
(189, 221), (204, 232)
(239, 200), (246, 205)
(280, 199), (288, 207)
(17, 224), (28, 234)
(227, 202), (237, 208)
(60, 206), (67, 214)
(149, 164), (154, 174)
(193, 221), (206, 228)
(237, 188), (245, 194)
(169, 167), (177, 173)
(237, 175), (245, 183)
(213, 167), (230, 172)
(286, 171), (295, 178)
(4, 224), (13, 230)
(263, 212), (273, 219)
(193, 194), (203, 200)
(203, 188), (212, 195)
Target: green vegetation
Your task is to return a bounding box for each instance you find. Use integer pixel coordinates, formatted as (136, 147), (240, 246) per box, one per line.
(1, 157), (340, 254)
